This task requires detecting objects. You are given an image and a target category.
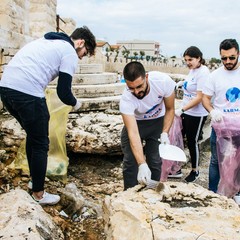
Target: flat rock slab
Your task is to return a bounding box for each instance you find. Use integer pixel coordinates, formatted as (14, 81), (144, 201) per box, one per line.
(103, 182), (240, 240)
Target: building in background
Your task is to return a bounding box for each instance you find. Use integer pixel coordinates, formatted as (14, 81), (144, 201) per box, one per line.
(116, 40), (160, 59)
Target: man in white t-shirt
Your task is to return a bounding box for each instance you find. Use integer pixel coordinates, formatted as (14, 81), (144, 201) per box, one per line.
(120, 62), (175, 190)
(0, 26), (96, 205)
(202, 38), (240, 205)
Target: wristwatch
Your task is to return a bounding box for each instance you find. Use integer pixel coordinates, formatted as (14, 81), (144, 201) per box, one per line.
(181, 109), (185, 113)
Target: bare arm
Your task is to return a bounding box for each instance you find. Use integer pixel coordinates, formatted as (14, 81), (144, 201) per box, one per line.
(162, 92), (175, 133)
(202, 94), (213, 113)
(121, 114), (146, 165)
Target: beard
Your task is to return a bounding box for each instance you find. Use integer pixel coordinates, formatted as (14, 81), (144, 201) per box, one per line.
(132, 83), (149, 99)
(224, 57), (239, 70)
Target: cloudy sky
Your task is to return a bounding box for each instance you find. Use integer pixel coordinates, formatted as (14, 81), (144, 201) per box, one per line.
(57, 0), (240, 59)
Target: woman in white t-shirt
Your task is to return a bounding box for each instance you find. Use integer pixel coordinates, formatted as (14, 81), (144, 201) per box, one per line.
(175, 46), (210, 182)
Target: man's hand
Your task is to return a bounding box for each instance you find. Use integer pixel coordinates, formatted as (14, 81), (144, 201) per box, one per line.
(210, 109), (223, 122)
(72, 100), (82, 111)
(137, 163), (151, 185)
(160, 132), (170, 144)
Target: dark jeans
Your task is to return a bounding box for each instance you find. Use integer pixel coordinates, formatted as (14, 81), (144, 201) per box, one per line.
(0, 87), (49, 192)
(208, 128), (219, 193)
(121, 117), (163, 190)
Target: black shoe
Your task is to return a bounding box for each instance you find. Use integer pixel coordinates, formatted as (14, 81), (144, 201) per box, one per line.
(168, 170), (183, 178)
(185, 170), (199, 183)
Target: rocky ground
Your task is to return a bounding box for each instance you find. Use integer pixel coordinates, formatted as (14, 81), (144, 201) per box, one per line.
(0, 149), (212, 240)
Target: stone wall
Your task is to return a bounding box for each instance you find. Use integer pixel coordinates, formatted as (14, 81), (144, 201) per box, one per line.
(28, 0), (57, 38)
(0, 0), (57, 75)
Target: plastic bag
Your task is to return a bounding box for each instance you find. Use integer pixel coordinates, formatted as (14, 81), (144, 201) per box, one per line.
(12, 89), (72, 182)
(212, 117), (240, 197)
(160, 116), (184, 181)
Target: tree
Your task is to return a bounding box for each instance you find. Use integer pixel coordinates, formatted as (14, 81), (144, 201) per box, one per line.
(122, 49), (130, 63)
(139, 51), (145, 60)
(209, 57), (221, 64)
(105, 47), (112, 62)
(114, 49), (119, 62)
(146, 55), (151, 62)
(133, 52), (138, 61)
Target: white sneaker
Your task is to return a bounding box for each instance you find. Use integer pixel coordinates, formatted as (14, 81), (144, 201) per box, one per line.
(32, 192), (60, 205)
(233, 192), (240, 205)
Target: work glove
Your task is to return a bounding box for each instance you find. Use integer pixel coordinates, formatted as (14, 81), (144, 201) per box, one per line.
(72, 100), (82, 111)
(175, 81), (184, 89)
(210, 109), (223, 122)
(146, 179), (159, 189)
(160, 132), (170, 145)
(175, 108), (183, 117)
(137, 163), (151, 185)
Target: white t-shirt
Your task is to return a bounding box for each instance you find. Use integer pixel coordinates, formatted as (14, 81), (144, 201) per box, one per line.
(120, 71), (175, 120)
(203, 66), (240, 116)
(0, 38), (78, 98)
(182, 65), (209, 116)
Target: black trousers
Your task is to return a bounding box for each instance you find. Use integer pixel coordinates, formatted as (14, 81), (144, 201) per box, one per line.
(181, 113), (207, 169)
(0, 87), (49, 192)
(121, 117), (164, 190)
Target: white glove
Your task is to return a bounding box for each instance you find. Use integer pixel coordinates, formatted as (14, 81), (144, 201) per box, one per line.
(160, 132), (170, 145)
(210, 109), (223, 122)
(175, 81), (184, 89)
(137, 163), (151, 185)
(175, 108), (183, 117)
(72, 100), (82, 111)
(146, 179), (159, 189)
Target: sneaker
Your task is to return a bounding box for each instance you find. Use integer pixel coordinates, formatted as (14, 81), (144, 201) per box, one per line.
(233, 192), (240, 205)
(185, 170), (199, 183)
(168, 170), (183, 178)
(32, 191), (60, 205)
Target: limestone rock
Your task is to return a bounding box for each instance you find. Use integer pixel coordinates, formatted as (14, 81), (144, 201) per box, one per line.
(0, 189), (64, 239)
(103, 182), (240, 240)
(66, 112), (123, 155)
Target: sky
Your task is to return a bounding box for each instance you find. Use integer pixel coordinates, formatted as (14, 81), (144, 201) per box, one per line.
(57, 0), (240, 59)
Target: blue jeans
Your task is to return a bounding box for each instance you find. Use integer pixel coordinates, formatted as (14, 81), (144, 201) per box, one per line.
(121, 117), (163, 190)
(209, 128), (219, 193)
(0, 87), (49, 192)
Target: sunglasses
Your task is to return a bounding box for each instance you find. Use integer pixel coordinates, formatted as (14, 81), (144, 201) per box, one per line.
(221, 56), (237, 61)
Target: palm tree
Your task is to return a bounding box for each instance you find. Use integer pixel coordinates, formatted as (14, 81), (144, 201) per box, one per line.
(133, 52), (138, 61)
(122, 50), (130, 63)
(139, 51), (145, 60)
(105, 47), (111, 62)
(114, 49), (119, 62)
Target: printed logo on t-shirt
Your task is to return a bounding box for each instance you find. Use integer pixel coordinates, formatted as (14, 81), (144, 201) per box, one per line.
(183, 81), (188, 90)
(144, 104), (162, 119)
(224, 87), (240, 114)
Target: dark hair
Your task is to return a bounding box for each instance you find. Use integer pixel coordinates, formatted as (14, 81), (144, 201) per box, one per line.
(219, 39), (239, 53)
(70, 26), (96, 56)
(123, 62), (146, 82)
(183, 46), (205, 65)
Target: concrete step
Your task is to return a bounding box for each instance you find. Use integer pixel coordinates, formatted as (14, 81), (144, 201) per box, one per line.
(49, 72), (118, 85)
(76, 64), (103, 74)
(77, 95), (121, 111)
(47, 83), (125, 98)
(73, 72), (118, 85)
